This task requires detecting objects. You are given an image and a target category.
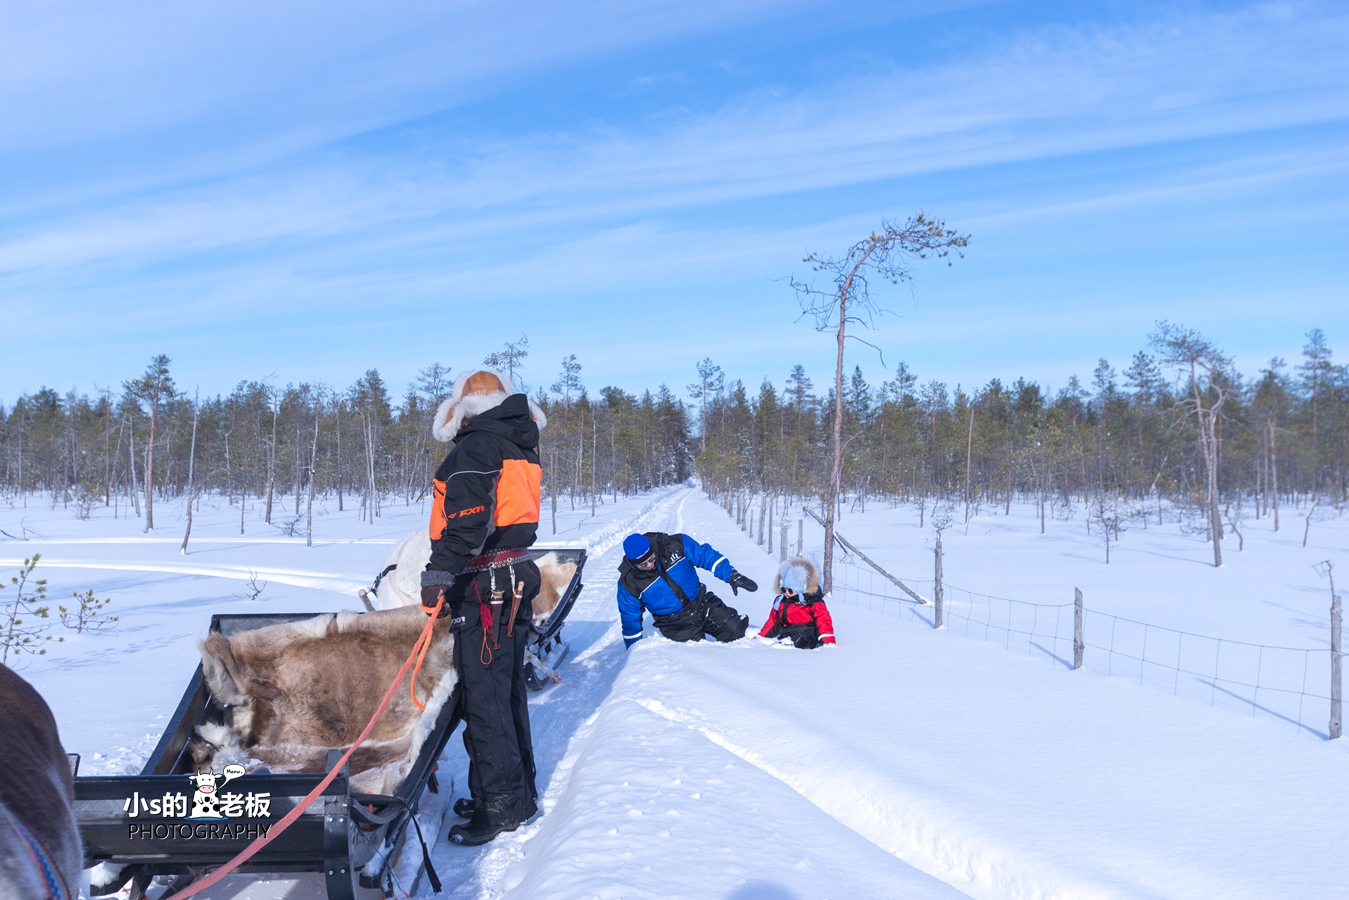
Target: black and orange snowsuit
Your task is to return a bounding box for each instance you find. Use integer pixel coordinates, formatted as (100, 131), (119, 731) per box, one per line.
(422, 393), (542, 585)
(421, 392), (543, 827)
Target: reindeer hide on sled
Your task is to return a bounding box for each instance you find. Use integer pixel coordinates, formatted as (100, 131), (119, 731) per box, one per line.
(190, 605), (455, 795)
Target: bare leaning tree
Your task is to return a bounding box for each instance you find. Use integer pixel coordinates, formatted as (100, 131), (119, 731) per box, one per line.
(792, 215), (969, 593)
(1150, 321), (1231, 568)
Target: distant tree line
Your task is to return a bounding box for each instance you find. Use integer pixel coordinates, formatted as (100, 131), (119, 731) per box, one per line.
(2, 327), (1344, 563)
(0, 343), (692, 539)
(695, 325), (1347, 568)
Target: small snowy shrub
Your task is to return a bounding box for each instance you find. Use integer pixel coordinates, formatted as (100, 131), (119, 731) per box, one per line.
(60, 589), (118, 634)
(1, 555), (64, 666)
(274, 515), (303, 537)
(75, 485), (102, 520)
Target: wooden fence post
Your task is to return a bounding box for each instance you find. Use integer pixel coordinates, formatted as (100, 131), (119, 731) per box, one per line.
(1332, 593), (1342, 740)
(1074, 588), (1084, 670)
(780, 524), (788, 562)
(933, 536), (943, 629)
(797, 519), (803, 557)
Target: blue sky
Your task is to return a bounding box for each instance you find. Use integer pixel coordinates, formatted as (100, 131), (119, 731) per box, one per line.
(3, 0), (1347, 403)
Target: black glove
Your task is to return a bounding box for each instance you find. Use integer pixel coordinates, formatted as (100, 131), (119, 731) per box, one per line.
(728, 571), (758, 596)
(420, 585), (450, 617)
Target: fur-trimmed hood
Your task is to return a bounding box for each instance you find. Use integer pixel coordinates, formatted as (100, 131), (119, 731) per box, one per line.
(431, 370), (547, 443)
(775, 556), (820, 595)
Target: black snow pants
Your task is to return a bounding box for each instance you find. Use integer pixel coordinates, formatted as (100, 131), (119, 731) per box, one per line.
(446, 559), (540, 826)
(652, 588), (748, 644)
(773, 622), (821, 650)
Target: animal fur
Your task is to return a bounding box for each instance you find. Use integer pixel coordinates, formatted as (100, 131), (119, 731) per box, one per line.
(0, 665), (82, 900)
(533, 553), (577, 621)
(775, 556), (821, 595)
(431, 370), (547, 444)
(372, 532), (574, 626)
(191, 606), (457, 795)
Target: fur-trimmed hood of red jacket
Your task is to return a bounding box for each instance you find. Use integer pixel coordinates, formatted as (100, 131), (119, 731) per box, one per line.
(774, 556), (820, 596)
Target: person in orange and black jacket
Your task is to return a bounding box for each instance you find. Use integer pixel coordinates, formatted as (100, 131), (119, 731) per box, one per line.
(419, 370), (547, 846)
(758, 556), (836, 649)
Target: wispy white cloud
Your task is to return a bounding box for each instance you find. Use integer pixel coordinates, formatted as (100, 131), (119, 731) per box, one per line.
(496, 4), (1349, 206)
(0, 0), (821, 212)
(3, 1), (1347, 404)
(2, 2), (1343, 281)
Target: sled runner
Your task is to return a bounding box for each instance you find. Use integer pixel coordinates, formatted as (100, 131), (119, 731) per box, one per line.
(73, 546), (587, 900)
(521, 545), (585, 690)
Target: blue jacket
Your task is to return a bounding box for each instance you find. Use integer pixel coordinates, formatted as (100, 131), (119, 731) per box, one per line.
(617, 532), (734, 647)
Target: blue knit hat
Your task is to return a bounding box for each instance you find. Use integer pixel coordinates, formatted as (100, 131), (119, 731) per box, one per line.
(780, 563), (808, 595)
(623, 534), (654, 562)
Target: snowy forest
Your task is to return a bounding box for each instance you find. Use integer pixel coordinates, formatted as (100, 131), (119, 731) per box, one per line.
(1, 327), (1345, 547)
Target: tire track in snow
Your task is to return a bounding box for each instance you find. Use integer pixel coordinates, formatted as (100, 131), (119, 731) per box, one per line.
(572, 485), (686, 558)
(2, 537), (398, 545)
(0, 557), (368, 594)
(5, 487), (693, 607)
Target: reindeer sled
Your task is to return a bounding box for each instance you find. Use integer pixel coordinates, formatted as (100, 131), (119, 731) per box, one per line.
(74, 545), (587, 900)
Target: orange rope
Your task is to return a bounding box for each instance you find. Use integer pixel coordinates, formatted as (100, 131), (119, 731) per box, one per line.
(410, 604), (441, 711)
(174, 595), (444, 898)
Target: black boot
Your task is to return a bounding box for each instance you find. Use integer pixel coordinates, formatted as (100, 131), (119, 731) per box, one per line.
(452, 797), (476, 818)
(448, 816), (518, 846)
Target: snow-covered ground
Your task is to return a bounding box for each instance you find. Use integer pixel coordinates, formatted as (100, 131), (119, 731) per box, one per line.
(3, 486), (1347, 899)
(809, 494), (1345, 649)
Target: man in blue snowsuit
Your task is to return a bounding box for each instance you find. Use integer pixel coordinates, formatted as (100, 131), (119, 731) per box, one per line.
(617, 532), (757, 648)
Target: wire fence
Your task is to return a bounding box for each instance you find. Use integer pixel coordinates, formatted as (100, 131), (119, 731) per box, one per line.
(815, 550), (1338, 740)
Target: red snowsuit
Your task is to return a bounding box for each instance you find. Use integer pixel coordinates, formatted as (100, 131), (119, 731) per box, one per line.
(758, 595), (835, 647)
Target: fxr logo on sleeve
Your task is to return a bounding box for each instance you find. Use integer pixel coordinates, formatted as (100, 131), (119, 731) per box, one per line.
(430, 475), (493, 540)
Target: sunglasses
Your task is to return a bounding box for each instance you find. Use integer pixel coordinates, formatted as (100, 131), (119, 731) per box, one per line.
(637, 556), (657, 570)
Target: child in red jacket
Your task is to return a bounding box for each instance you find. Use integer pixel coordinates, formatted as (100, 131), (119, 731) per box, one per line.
(758, 557), (835, 649)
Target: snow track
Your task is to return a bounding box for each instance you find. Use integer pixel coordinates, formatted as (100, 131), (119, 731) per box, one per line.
(627, 668), (1119, 900)
(1, 537), (399, 545)
(0, 557), (369, 594)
